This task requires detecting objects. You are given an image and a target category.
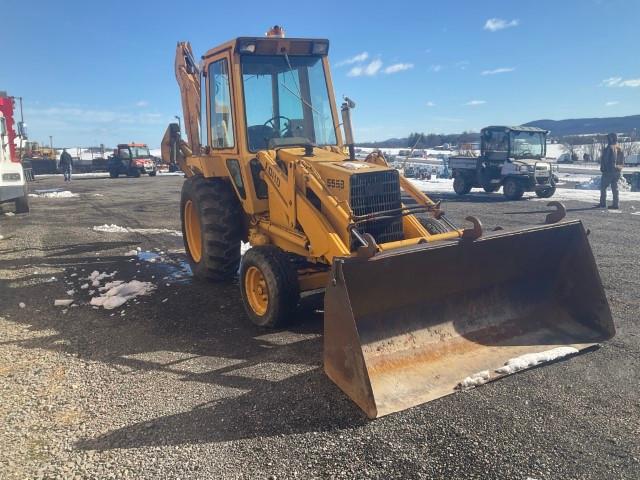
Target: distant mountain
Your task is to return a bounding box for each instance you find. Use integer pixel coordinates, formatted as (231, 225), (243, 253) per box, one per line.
(523, 115), (640, 137)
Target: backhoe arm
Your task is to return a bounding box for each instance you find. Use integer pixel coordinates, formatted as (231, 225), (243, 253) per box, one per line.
(175, 41), (202, 155)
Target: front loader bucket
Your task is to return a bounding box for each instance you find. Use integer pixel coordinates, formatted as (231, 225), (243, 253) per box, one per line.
(324, 220), (614, 418)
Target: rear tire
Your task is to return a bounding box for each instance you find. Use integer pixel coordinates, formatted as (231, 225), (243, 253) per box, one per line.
(130, 169), (141, 178)
(418, 216), (449, 234)
(180, 175), (242, 282)
(15, 195), (30, 214)
(109, 171), (118, 178)
(240, 246), (300, 328)
(503, 178), (525, 200)
(453, 175), (472, 195)
(148, 171), (157, 177)
(535, 186), (556, 198)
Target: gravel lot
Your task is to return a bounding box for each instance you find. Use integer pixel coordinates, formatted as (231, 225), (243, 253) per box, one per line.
(1, 175), (639, 479)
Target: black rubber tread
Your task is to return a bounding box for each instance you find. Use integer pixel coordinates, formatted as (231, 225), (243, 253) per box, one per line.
(109, 171), (118, 178)
(240, 245), (300, 328)
(418, 216), (450, 235)
(453, 175), (472, 195)
(148, 171), (157, 177)
(503, 177), (525, 200)
(129, 168), (141, 178)
(180, 175), (242, 282)
(15, 194), (30, 214)
(535, 186), (556, 198)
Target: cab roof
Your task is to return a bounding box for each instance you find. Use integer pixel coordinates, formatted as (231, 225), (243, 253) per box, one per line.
(202, 37), (330, 59)
(482, 125), (549, 134)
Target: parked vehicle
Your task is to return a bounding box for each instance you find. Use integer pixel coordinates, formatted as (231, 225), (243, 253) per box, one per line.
(108, 143), (157, 178)
(557, 153), (573, 164)
(625, 153), (640, 166)
(0, 93), (29, 213)
(449, 126), (556, 200)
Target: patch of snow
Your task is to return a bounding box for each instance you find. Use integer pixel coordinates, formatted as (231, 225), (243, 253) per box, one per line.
(90, 279), (155, 310)
(5, 212), (15, 216)
(87, 270), (116, 287)
(93, 193), (104, 197)
(29, 190), (78, 198)
(19, 302), (26, 308)
(495, 347), (579, 375)
(457, 370), (491, 390)
(70, 273), (78, 277)
(66, 289), (75, 296)
(54, 299), (74, 307)
(241, 241), (251, 255)
(80, 283), (89, 289)
(92, 224), (181, 236)
(93, 224), (128, 233)
(124, 249), (138, 256)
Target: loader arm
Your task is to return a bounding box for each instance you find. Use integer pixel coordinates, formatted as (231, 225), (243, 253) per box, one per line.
(175, 41), (202, 154)
(256, 150), (351, 263)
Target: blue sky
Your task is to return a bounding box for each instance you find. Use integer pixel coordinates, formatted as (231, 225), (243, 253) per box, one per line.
(1, 0), (638, 147)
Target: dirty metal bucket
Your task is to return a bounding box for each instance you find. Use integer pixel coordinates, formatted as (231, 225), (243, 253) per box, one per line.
(324, 220), (614, 418)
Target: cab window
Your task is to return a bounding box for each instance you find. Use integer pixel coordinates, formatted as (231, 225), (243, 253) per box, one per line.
(209, 58), (235, 148)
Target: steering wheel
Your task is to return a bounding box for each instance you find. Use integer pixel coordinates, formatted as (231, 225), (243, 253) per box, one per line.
(263, 116), (291, 137)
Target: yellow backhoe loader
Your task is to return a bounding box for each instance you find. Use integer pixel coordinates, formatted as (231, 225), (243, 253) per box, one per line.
(162, 29), (615, 418)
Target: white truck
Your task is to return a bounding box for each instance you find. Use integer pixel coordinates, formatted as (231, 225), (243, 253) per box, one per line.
(0, 93), (29, 213)
(449, 125), (556, 200)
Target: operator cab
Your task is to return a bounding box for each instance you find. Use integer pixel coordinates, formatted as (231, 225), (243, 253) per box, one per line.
(481, 126), (548, 161)
(240, 53), (337, 151)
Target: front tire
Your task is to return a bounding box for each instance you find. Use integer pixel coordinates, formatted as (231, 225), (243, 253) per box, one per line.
(15, 194), (30, 214)
(148, 171), (157, 177)
(535, 186), (556, 198)
(180, 175), (242, 281)
(240, 246), (300, 328)
(418, 216), (450, 234)
(453, 175), (472, 195)
(109, 171), (119, 178)
(503, 178), (525, 200)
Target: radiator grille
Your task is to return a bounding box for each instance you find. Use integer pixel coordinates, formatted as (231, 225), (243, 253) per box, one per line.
(349, 170), (403, 249)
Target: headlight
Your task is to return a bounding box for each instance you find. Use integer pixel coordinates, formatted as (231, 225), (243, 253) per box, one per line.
(2, 173), (21, 182)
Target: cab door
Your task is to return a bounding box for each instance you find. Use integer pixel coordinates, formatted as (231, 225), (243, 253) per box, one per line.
(205, 52), (248, 200)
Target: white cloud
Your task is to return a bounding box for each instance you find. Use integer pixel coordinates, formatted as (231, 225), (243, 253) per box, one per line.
(336, 52), (369, 67)
(481, 67), (515, 75)
(484, 18), (519, 32)
(348, 59), (383, 77)
(455, 60), (470, 70)
(465, 100), (487, 106)
(605, 101), (619, 106)
(602, 76), (640, 87)
(135, 100), (149, 107)
(425, 101), (436, 107)
(430, 64), (443, 72)
(384, 63), (414, 74)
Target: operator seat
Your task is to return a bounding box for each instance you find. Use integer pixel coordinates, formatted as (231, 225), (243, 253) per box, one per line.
(248, 125), (276, 151)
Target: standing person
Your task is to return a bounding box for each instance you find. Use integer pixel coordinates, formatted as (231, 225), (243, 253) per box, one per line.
(59, 148), (73, 181)
(598, 133), (625, 209)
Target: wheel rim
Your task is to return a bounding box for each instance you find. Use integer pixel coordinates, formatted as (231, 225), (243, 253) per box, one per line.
(505, 181), (515, 196)
(245, 266), (269, 316)
(184, 200), (202, 262)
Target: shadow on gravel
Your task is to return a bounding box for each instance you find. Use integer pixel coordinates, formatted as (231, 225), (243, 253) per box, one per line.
(0, 247), (367, 450)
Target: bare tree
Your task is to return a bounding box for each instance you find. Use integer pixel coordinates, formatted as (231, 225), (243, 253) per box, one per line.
(585, 135), (606, 164)
(619, 130), (640, 159)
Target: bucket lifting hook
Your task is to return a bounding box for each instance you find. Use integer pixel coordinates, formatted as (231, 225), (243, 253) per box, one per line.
(545, 201), (567, 224)
(461, 216), (483, 240)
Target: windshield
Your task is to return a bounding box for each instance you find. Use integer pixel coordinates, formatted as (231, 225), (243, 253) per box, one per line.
(509, 131), (545, 158)
(241, 54), (337, 151)
(131, 147), (150, 158)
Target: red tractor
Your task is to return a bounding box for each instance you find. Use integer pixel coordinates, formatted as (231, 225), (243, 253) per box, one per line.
(107, 143), (157, 178)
